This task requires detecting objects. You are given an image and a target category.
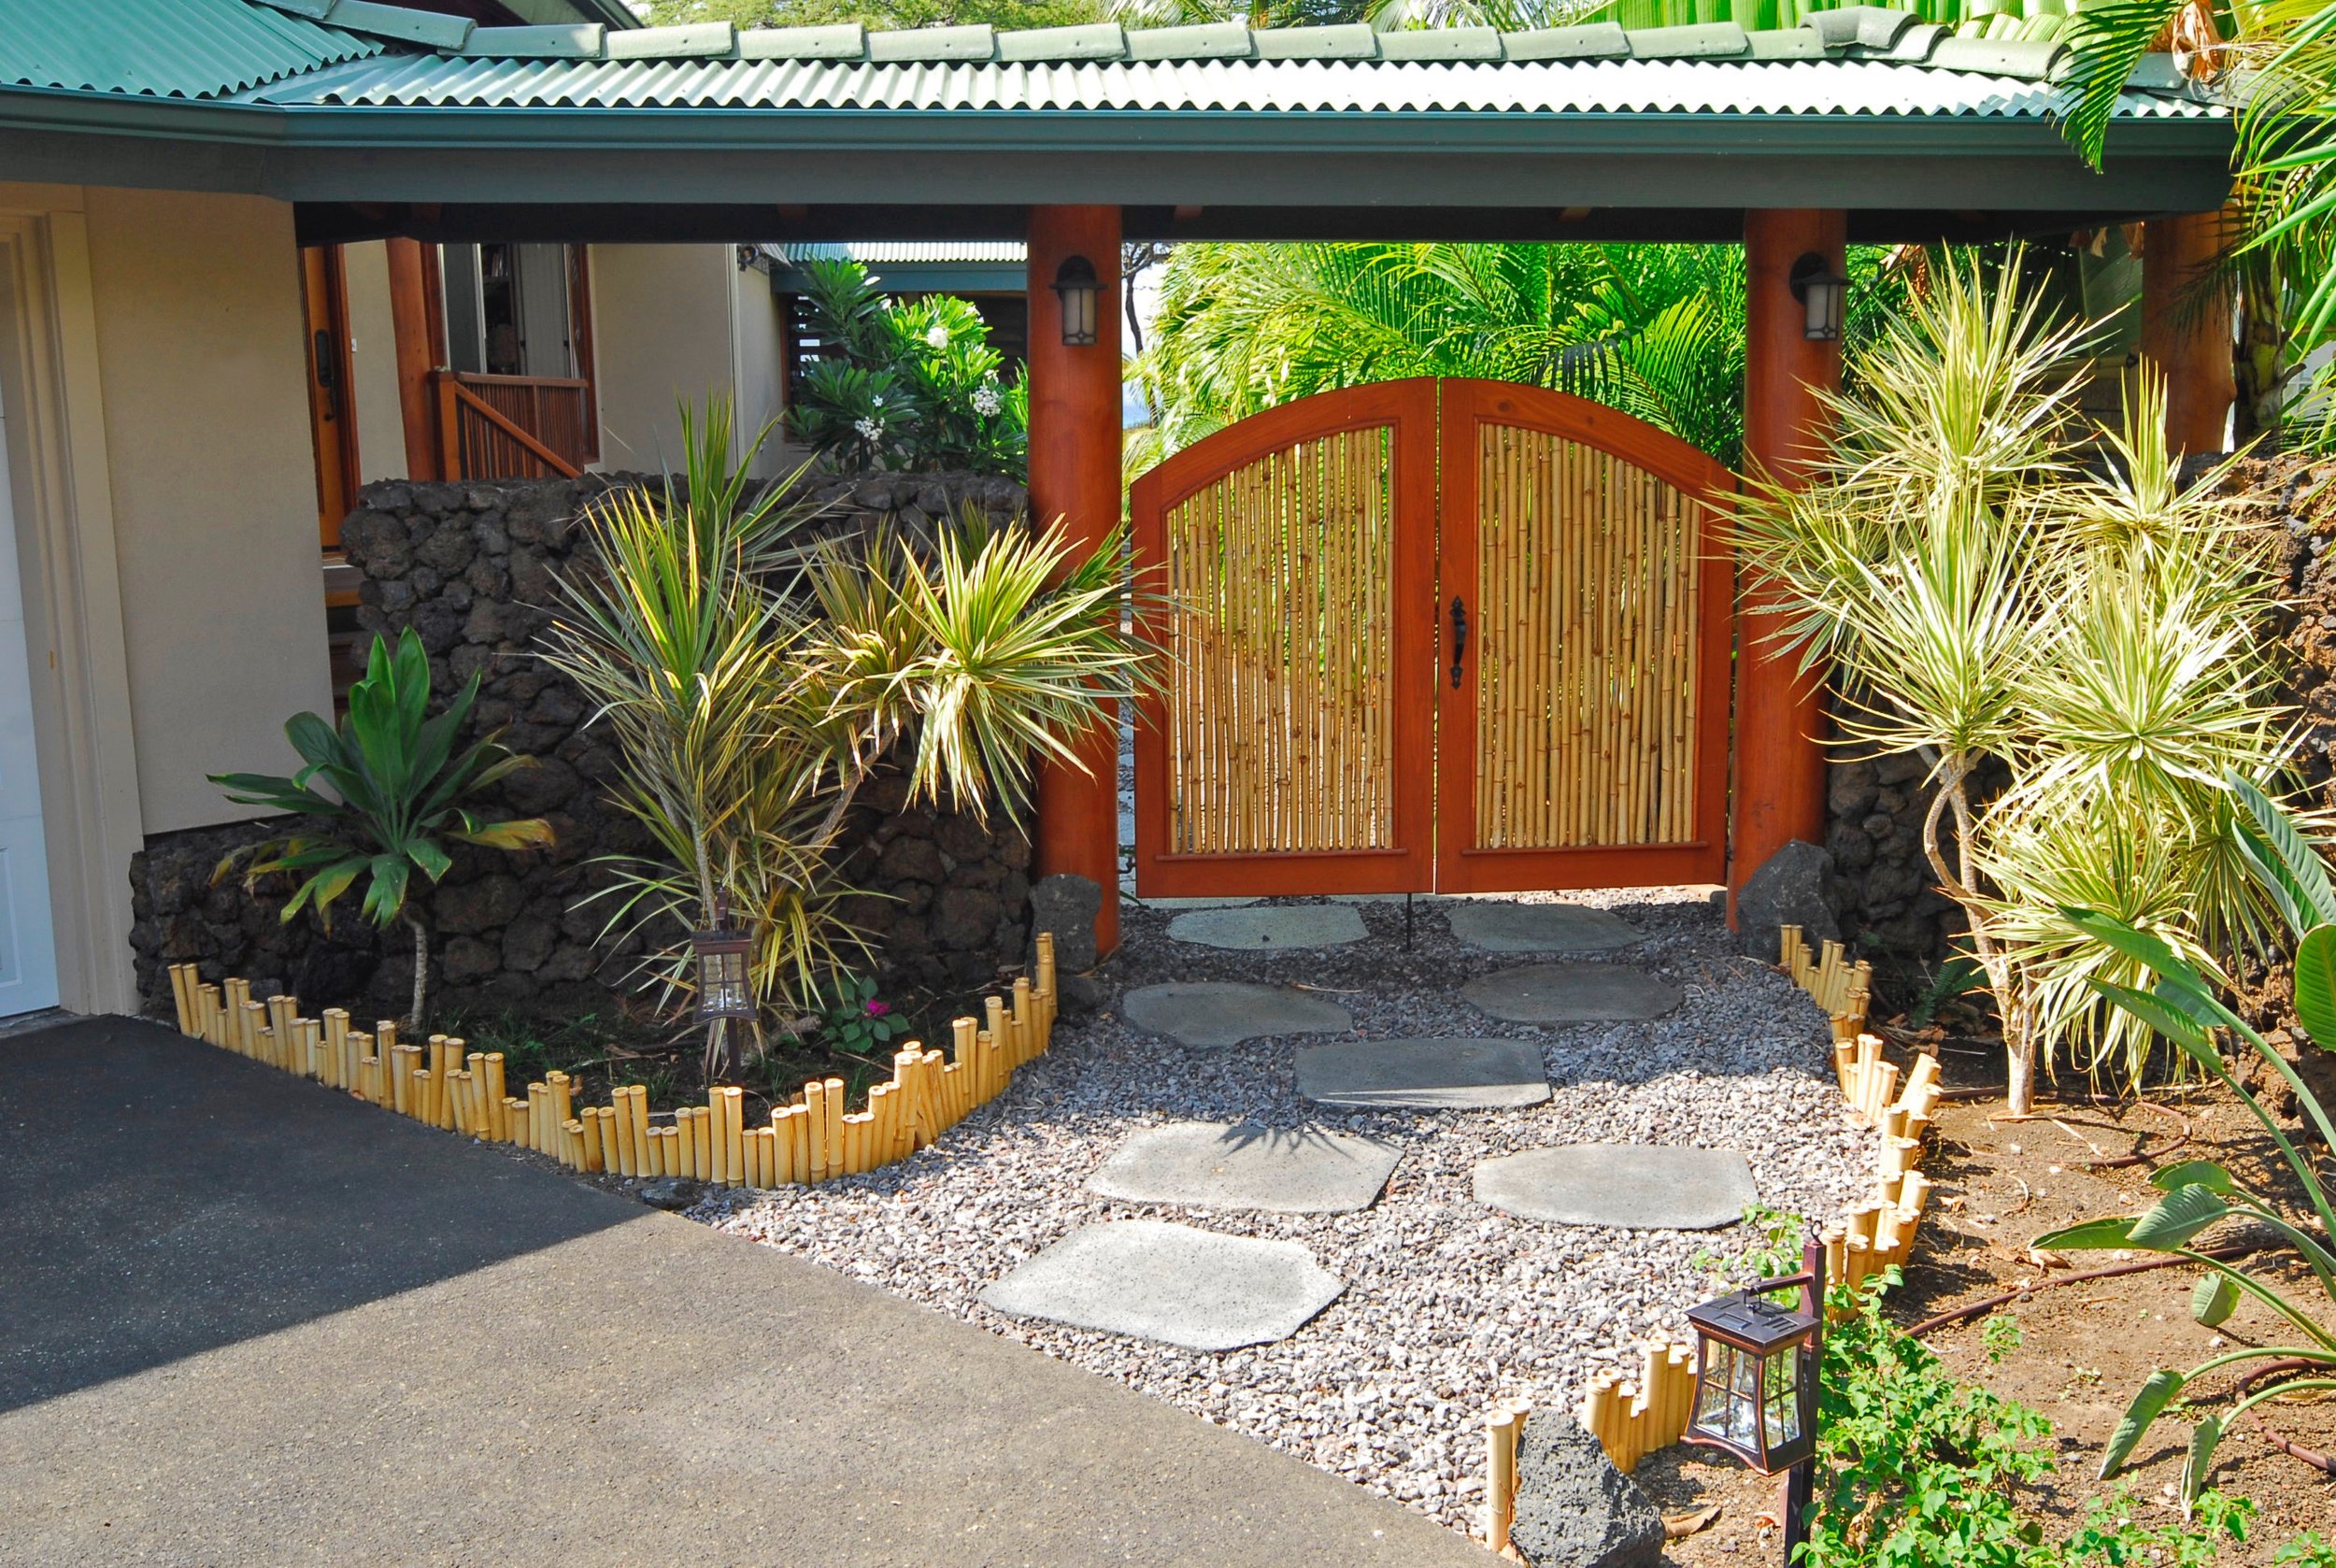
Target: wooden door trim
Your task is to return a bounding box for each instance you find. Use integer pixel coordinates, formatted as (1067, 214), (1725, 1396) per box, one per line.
(1433, 379), (1736, 893)
(1131, 378), (1438, 898)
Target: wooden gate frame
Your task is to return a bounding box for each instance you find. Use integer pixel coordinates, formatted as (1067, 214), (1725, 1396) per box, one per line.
(1131, 378), (1734, 899)
(1435, 379), (1736, 892)
(1131, 380), (1438, 898)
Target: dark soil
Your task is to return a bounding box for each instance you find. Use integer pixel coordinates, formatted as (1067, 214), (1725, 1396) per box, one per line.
(1637, 1025), (2336, 1565)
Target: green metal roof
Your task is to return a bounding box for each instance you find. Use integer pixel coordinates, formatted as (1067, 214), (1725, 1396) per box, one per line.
(0, 0), (2236, 240)
(0, 0), (390, 100)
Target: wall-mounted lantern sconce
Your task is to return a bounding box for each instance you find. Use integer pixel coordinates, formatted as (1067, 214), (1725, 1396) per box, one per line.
(1052, 254), (1102, 347)
(1788, 253), (1850, 342)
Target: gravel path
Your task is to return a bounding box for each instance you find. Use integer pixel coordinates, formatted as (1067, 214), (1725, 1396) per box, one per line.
(705, 887), (1872, 1541)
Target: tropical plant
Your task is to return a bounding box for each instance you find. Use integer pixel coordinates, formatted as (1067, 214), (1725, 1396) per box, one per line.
(2037, 777), (2336, 1506)
(1133, 240), (1903, 469)
(1734, 252), (2299, 1115)
(209, 629), (555, 1029)
(541, 401), (1148, 1076)
(787, 259), (1028, 478)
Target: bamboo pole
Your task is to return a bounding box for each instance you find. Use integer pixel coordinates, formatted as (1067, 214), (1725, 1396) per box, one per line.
(1488, 1408), (1519, 1554)
(581, 1107), (605, 1173)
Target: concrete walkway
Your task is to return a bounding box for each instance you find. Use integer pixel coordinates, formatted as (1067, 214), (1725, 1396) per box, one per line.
(1, 1017), (1481, 1567)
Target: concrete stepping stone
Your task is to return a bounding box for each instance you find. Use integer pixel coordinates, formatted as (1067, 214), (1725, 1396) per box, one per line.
(1122, 981), (1353, 1048)
(1086, 1122), (1401, 1215)
(1473, 1144), (1758, 1230)
(978, 1219), (1345, 1351)
(1446, 901), (1641, 954)
(1166, 904), (1366, 950)
(1460, 962), (1683, 1023)
(1295, 1037), (1550, 1110)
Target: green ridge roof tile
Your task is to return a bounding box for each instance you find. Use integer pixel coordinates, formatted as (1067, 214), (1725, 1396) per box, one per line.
(1628, 21), (1752, 59)
(1929, 32), (2064, 78)
(1379, 28), (1504, 61)
(868, 23), (995, 61)
(324, 0), (470, 50)
(738, 24), (867, 60)
(1253, 24), (1379, 60)
(1747, 28), (1827, 58)
(605, 21), (734, 60)
(997, 23), (1129, 62)
(1126, 22), (1255, 61)
(1501, 23), (1631, 61)
(461, 24), (604, 59)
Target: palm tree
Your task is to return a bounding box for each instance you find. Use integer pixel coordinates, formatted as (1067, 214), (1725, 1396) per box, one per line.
(1133, 240), (1901, 469)
(2058, 0), (2336, 446)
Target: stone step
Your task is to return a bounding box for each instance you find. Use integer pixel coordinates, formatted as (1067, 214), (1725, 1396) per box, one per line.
(979, 1220), (1346, 1351)
(1086, 1122), (1401, 1215)
(1122, 981), (1353, 1048)
(1295, 1037), (1549, 1110)
(1446, 901), (1641, 954)
(1460, 962), (1683, 1024)
(1472, 1144), (1758, 1230)
(1166, 904), (1367, 951)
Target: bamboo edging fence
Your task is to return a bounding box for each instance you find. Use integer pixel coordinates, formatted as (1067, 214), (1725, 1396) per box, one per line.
(1481, 924), (1944, 1555)
(164, 935), (1061, 1188)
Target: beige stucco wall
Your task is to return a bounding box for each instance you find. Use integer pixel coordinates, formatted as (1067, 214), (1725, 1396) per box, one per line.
(342, 240), (409, 485)
(588, 243), (737, 474)
(83, 187), (329, 834)
(730, 258), (790, 474)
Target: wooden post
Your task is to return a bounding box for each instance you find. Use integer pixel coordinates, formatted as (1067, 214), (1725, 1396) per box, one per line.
(1732, 209), (1845, 921)
(2141, 210), (2235, 455)
(383, 237), (445, 480)
(1025, 204), (1124, 960)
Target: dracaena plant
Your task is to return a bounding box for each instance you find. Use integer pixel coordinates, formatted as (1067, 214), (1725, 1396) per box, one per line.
(2036, 776), (2336, 1505)
(209, 627), (554, 1029)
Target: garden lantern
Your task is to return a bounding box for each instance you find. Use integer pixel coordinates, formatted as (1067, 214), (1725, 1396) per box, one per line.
(1052, 254), (1102, 346)
(1683, 1281), (1819, 1475)
(690, 896), (756, 1023)
(1789, 252), (1849, 342)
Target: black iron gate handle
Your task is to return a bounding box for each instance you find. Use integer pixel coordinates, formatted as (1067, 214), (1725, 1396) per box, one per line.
(1449, 595), (1468, 689)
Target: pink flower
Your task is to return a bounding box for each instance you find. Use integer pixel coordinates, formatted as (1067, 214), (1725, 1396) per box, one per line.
(865, 999), (890, 1018)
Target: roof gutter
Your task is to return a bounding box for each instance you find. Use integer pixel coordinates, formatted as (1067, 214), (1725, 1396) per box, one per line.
(0, 81), (2236, 220)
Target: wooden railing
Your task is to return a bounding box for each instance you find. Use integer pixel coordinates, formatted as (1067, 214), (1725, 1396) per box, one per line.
(434, 371), (592, 480)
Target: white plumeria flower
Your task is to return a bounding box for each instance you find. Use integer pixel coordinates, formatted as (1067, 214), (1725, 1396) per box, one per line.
(925, 323), (950, 349)
(971, 384), (1003, 418)
(854, 417), (883, 441)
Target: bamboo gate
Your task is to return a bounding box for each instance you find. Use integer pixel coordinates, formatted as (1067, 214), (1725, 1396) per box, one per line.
(1131, 378), (1735, 900)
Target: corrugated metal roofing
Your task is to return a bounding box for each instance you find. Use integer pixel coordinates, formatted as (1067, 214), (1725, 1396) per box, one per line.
(275, 52), (2206, 120)
(0, 0), (387, 100)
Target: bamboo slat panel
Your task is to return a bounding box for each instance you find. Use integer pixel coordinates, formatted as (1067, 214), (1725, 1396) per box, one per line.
(1471, 424), (1705, 851)
(1161, 425), (1396, 855)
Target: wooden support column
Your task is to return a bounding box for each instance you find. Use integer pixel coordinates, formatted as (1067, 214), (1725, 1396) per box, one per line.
(1026, 206), (1124, 959)
(2141, 210), (2235, 455)
(384, 238), (444, 480)
(1731, 208), (1845, 919)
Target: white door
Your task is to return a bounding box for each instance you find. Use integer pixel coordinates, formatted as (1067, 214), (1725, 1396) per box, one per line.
(0, 378), (59, 1016)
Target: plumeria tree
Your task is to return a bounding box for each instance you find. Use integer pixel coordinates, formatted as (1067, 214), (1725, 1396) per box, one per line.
(786, 260), (1028, 478)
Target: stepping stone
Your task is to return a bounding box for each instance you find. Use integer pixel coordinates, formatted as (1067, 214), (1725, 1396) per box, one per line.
(1166, 904), (1366, 950)
(1086, 1122), (1401, 1215)
(1473, 1144), (1758, 1230)
(1295, 1037), (1550, 1110)
(979, 1220), (1345, 1351)
(1446, 901), (1641, 954)
(1122, 981), (1352, 1048)
(1461, 962), (1683, 1023)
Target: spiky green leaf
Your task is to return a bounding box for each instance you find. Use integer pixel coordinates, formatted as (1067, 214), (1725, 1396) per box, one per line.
(2101, 1368), (2186, 1478)
(2191, 1274), (2240, 1328)
(2129, 1184), (2231, 1250)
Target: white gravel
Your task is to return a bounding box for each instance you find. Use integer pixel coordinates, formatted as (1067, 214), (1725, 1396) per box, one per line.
(702, 886), (1873, 1541)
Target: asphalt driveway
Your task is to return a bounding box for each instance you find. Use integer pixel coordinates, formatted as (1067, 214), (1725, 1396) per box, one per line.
(1, 1014), (1483, 1567)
